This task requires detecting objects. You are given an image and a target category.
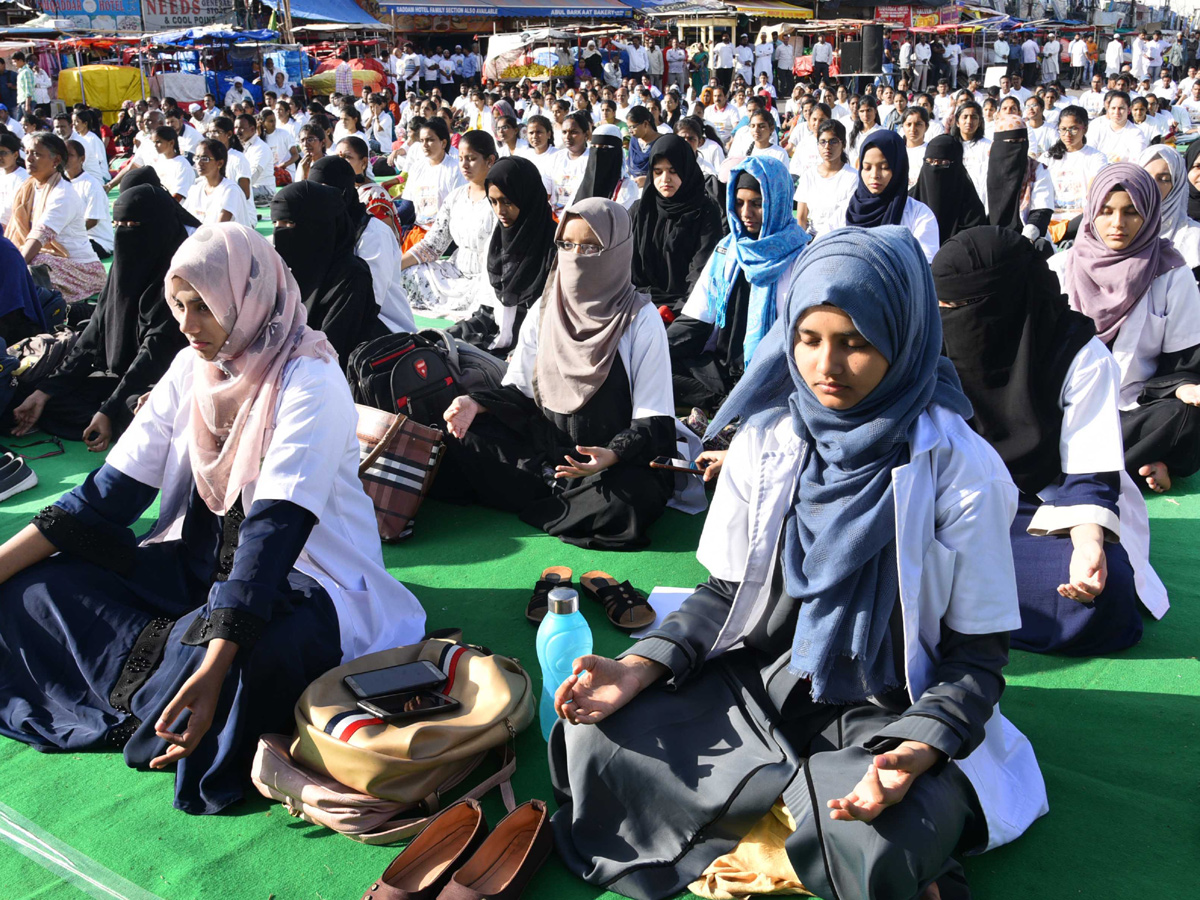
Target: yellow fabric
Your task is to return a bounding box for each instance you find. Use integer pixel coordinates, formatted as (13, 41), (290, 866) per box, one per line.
(689, 801), (813, 900)
(301, 69), (383, 96)
(56, 66), (146, 126)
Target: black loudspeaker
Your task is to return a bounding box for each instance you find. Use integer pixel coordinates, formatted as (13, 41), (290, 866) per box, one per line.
(862, 23), (884, 73)
(840, 41), (862, 74)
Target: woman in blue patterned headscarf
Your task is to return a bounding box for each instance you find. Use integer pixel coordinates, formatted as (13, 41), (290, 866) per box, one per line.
(665, 154), (809, 414)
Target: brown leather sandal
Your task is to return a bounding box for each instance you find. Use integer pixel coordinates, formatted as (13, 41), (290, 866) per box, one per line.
(360, 799), (488, 900)
(526, 567), (572, 624)
(579, 571), (656, 632)
(435, 800), (552, 900)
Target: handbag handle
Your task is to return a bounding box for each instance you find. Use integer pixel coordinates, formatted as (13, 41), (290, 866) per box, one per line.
(357, 408), (407, 478)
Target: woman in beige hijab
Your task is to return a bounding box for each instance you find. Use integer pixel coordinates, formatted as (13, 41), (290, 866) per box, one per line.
(436, 197), (689, 560)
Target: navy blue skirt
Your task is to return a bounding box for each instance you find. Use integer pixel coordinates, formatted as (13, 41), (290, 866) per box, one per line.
(1009, 496), (1143, 656)
(0, 540), (341, 814)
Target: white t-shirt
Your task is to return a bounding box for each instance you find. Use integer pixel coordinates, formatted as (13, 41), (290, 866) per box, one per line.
(713, 41), (734, 69)
(74, 129), (110, 186)
(548, 149), (590, 217)
(264, 128), (297, 169)
(242, 135), (277, 195)
(704, 103), (740, 144)
(402, 154), (468, 227)
(31, 178), (98, 262)
(0, 166), (29, 227)
(152, 154), (196, 200)
(906, 142), (927, 188)
(793, 165), (858, 236)
(69, 172), (113, 254)
(1089, 120), (1148, 163)
(1079, 90), (1107, 119)
(516, 145), (560, 186)
(226, 148), (252, 196)
(184, 177), (257, 229)
(1039, 145), (1108, 217)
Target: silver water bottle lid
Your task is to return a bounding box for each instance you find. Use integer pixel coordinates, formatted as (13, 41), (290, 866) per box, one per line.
(548, 587), (580, 615)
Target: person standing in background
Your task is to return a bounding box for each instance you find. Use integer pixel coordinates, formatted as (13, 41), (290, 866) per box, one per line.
(774, 33), (794, 97)
(1069, 33), (1089, 89)
(812, 33), (833, 85)
(712, 33), (734, 91)
(1041, 33), (1061, 86)
(899, 34), (914, 86)
(334, 51), (354, 98)
(646, 37), (665, 91)
(1105, 33), (1123, 81)
(463, 44), (482, 88)
(945, 39), (961, 89)
(1146, 31), (1164, 82)
(12, 51), (35, 119)
(734, 34), (754, 84)
(914, 37), (931, 91)
(1169, 34), (1185, 81)
(1022, 34), (1040, 87)
(992, 33), (1010, 69)
(666, 38), (688, 94)
(754, 33), (774, 85)
(0, 59), (16, 114)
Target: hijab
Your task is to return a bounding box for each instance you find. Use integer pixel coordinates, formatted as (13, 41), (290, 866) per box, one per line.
(709, 226), (972, 703)
(165, 224), (335, 514)
(1060, 163), (1185, 342)
(308, 155), (371, 242)
(269, 180), (358, 303)
(119, 166), (162, 192)
(91, 185), (193, 373)
(1139, 144), (1190, 241)
(935, 226), (1096, 495)
(632, 134), (720, 307)
(485, 156), (556, 310)
(909, 134), (986, 245)
(1185, 139), (1200, 222)
(986, 118), (1039, 231)
(845, 129), (910, 229)
(575, 125), (624, 202)
(534, 198), (649, 415)
(702, 156), (810, 367)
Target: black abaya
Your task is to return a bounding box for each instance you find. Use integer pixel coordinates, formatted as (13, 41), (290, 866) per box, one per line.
(38, 185), (192, 436)
(910, 135), (986, 246)
(630, 135), (723, 313)
(270, 181), (383, 362)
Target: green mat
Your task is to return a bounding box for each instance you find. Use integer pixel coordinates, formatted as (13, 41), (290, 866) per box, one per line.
(16, 205), (1200, 897)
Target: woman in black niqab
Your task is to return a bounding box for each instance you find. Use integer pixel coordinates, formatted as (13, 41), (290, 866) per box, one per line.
(630, 134), (723, 313)
(909, 134), (986, 245)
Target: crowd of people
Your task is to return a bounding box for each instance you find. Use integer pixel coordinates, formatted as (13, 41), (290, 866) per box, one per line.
(0, 24), (1196, 899)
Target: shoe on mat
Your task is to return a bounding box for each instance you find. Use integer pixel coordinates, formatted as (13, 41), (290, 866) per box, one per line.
(436, 799), (553, 900)
(527, 567), (571, 624)
(579, 571), (656, 632)
(359, 799), (489, 900)
(0, 458), (37, 502)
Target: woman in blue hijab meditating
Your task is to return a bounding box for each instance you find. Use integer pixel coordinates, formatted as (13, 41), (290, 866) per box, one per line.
(547, 227), (1047, 900)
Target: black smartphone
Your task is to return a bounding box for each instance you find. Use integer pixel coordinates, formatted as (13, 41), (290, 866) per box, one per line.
(343, 660), (446, 700)
(356, 691), (461, 722)
(650, 456), (707, 475)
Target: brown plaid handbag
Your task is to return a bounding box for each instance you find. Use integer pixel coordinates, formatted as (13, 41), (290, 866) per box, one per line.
(356, 404), (444, 542)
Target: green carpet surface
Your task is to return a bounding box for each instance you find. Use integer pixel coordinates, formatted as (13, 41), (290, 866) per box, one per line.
(10, 210), (1200, 898)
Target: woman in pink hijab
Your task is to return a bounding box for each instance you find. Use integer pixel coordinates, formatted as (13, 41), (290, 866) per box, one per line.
(1049, 162), (1200, 493)
(0, 224), (426, 814)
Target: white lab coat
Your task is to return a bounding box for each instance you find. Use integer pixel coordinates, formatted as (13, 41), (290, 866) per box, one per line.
(107, 351), (428, 663)
(356, 216), (415, 334)
(697, 404), (1048, 853)
(504, 299), (706, 515)
(1027, 337), (1168, 619)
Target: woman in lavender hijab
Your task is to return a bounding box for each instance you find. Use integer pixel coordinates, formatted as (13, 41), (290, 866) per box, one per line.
(1049, 162), (1200, 493)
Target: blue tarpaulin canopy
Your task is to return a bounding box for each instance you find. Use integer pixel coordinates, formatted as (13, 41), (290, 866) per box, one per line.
(378, 0), (632, 17)
(144, 27), (279, 45)
(260, 0), (384, 26)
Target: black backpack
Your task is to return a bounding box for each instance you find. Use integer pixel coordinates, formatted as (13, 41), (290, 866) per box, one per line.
(348, 332), (462, 428)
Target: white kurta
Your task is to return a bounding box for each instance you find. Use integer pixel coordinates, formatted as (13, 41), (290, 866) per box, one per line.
(402, 184), (503, 330)
(107, 350), (427, 662)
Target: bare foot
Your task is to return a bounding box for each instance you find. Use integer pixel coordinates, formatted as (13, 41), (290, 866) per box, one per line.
(919, 883), (942, 900)
(1138, 461), (1172, 493)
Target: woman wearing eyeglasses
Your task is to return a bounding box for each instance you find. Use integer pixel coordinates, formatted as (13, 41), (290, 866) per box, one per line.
(794, 119), (858, 236)
(493, 115), (529, 159)
(1039, 104), (1108, 226)
(435, 197), (695, 552)
(183, 139), (256, 229)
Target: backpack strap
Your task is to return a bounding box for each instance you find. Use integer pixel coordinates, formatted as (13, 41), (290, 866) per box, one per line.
(348, 743), (519, 845)
(420, 328), (460, 374)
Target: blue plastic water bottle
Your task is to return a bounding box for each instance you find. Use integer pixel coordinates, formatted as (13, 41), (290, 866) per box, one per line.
(536, 587), (593, 741)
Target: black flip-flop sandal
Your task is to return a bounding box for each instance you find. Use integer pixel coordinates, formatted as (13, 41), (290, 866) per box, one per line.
(527, 566), (572, 624)
(579, 571), (656, 632)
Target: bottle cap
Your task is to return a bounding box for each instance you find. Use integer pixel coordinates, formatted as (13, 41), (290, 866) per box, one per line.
(548, 587), (579, 615)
